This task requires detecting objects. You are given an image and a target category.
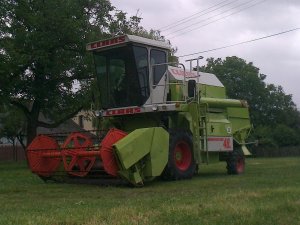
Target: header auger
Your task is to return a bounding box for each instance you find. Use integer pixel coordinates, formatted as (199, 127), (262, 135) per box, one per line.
(26, 35), (252, 186)
(27, 130), (125, 179)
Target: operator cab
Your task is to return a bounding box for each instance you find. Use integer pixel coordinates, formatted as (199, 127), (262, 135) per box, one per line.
(87, 35), (171, 111)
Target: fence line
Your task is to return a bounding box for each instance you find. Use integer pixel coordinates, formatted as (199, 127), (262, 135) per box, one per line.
(250, 146), (300, 157)
(0, 145), (26, 161)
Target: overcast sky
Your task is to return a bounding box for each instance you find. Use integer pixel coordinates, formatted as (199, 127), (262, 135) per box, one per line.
(110, 0), (300, 107)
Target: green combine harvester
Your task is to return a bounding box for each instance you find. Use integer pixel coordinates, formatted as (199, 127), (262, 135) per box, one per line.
(27, 35), (251, 186)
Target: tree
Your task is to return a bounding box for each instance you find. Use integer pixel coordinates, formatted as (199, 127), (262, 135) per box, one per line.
(199, 56), (300, 147)
(0, 1), (166, 145)
(0, 104), (26, 161)
(0, 106), (25, 142)
(0, 0), (112, 145)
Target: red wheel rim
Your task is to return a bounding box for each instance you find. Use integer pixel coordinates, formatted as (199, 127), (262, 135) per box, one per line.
(61, 132), (95, 177)
(173, 141), (192, 171)
(62, 132), (93, 151)
(27, 135), (61, 177)
(100, 128), (127, 177)
(236, 157), (245, 174)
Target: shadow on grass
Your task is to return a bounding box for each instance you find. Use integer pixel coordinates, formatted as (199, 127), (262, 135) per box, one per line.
(37, 170), (231, 188)
(39, 175), (129, 187)
(196, 171), (227, 179)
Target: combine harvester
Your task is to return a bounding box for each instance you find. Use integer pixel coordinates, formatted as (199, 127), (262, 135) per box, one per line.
(27, 35), (251, 186)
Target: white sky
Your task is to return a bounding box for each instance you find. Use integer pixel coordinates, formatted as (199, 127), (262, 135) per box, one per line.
(110, 0), (300, 107)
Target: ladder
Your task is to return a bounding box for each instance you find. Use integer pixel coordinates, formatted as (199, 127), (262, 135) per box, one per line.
(199, 103), (208, 164)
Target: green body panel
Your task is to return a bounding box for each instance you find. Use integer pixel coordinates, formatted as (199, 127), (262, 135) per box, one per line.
(227, 107), (252, 155)
(201, 97), (244, 108)
(114, 128), (152, 170)
(143, 128), (169, 176)
(119, 115), (161, 132)
(206, 113), (231, 137)
(170, 83), (184, 101)
(199, 84), (226, 98)
(227, 107), (251, 141)
(113, 127), (169, 185)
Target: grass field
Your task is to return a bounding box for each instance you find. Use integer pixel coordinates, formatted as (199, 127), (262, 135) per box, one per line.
(1, 157), (300, 225)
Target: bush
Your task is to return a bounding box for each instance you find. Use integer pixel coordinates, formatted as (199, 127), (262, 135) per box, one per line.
(253, 124), (300, 147)
(271, 124), (299, 146)
(250, 145), (300, 157)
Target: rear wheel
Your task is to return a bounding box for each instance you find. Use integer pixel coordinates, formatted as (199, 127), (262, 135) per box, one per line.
(226, 148), (245, 175)
(162, 130), (196, 180)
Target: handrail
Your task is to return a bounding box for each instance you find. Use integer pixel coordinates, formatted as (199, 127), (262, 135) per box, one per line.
(150, 62), (186, 104)
(185, 56), (203, 83)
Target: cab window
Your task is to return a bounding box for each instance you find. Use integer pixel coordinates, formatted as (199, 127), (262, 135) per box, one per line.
(150, 49), (167, 85)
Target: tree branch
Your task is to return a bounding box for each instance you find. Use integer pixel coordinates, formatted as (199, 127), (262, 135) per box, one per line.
(9, 100), (31, 119)
(17, 133), (26, 151)
(61, 75), (94, 81)
(37, 107), (83, 128)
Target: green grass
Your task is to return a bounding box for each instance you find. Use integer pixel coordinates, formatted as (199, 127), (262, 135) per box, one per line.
(1, 158), (300, 225)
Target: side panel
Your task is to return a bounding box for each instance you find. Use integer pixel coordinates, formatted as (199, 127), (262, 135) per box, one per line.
(199, 84), (226, 99)
(169, 83), (184, 101)
(113, 127), (169, 185)
(227, 107), (251, 143)
(207, 136), (233, 151)
(206, 112), (233, 152)
(114, 128), (152, 170)
(143, 128), (169, 177)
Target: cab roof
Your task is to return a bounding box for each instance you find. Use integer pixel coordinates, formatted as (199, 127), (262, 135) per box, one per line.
(86, 35), (171, 51)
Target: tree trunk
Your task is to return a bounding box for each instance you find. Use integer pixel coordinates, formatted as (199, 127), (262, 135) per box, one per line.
(12, 139), (15, 161)
(26, 101), (40, 147)
(26, 121), (38, 147)
(17, 133), (26, 151)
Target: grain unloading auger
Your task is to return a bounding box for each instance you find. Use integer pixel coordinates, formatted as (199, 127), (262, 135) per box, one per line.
(27, 35), (252, 186)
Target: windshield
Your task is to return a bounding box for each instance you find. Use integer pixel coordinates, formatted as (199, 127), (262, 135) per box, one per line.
(94, 45), (149, 109)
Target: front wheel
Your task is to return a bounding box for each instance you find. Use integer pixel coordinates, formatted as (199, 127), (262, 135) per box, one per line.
(162, 130), (196, 180)
(226, 148), (245, 175)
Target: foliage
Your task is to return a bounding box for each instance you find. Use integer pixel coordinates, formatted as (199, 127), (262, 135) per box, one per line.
(0, 107), (24, 143)
(0, 104), (26, 147)
(0, 0), (111, 144)
(199, 56), (300, 147)
(255, 124), (300, 147)
(251, 145), (300, 157)
(0, 0), (167, 145)
(110, 10), (164, 40)
(271, 124), (299, 146)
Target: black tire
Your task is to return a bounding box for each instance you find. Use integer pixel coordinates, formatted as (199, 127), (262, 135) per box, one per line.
(226, 148), (245, 175)
(162, 130), (196, 180)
